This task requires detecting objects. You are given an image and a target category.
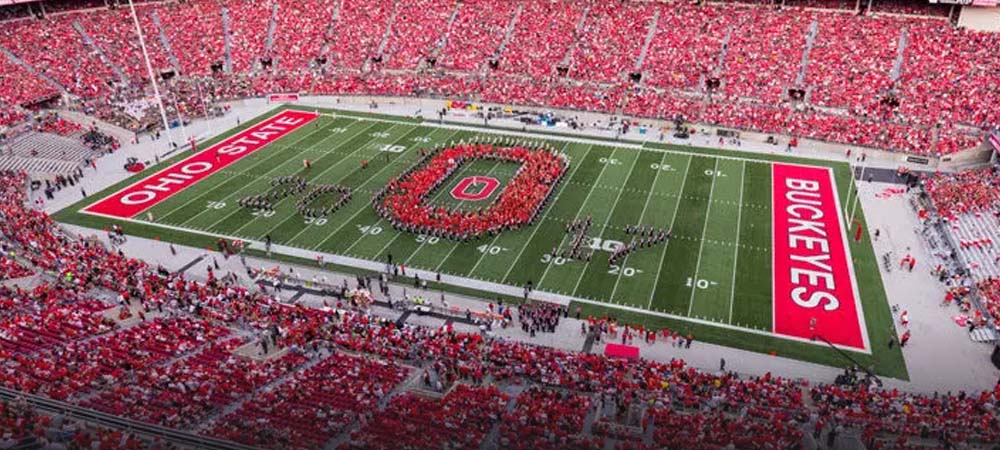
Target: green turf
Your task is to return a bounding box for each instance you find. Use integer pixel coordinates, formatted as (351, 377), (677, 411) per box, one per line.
(55, 105), (907, 379)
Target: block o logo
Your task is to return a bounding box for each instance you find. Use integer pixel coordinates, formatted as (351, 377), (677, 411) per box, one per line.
(450, 176), (500, 201)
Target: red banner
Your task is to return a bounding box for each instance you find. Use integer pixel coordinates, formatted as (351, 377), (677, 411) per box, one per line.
(772, 163), (867, 351)
(268, 93), (300, 102)
(84, 110), (318, 218)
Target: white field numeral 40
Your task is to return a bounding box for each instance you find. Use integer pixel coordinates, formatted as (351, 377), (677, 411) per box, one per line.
(357, 224), (382, 235)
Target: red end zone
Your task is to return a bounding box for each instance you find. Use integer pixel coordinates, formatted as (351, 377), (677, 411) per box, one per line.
(772, 163), (867, 351)
(84, 110), (318, 218)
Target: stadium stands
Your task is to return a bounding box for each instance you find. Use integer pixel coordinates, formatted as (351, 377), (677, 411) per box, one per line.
(224, 0), (272, 74)
(348, 385), (509, 450)
(0, 14), (114, 100)
(435, 0), (515, 72)
(0, 0), (993, 156)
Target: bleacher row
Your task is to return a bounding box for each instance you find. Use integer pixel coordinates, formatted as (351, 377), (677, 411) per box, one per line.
(7, 132), (92, 162)
(924, 165), (1000, 325)
(947, 214), (1000, 280)
(0, 131), (95, 176)
(0, 155), (82, 176)
(0, 0), (993, 155)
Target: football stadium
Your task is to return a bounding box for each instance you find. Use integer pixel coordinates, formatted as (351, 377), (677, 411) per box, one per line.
(0, 0), (999, 448)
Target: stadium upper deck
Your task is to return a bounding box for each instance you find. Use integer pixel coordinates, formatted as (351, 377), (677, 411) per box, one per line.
(0, 0), (995, 157)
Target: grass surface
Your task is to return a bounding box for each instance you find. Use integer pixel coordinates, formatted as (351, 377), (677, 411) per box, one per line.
(55, 105), (907, 379)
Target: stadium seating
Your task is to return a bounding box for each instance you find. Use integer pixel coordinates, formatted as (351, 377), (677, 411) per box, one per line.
(224, 0), (272, 74)
(720, 7), (812, 103)
(326, 0), (395, 70)
(498, 0), (585, 79)
(0, 104), (24, 128)
(0, 0), (993, 156)
(925, 166), (1000, 220)
(435, 0), (516, 72)
(497, 387), (601, 450)
(210, 352), (408, 449)
(379, 0), (454, 70)
(0, 52), (59, 107)
(347, 384), (508, 450)
(641, 4), (732, 92)
(0, 14), (114, 100)
(567, 2), (655, 84)
(268, 0), (337, 72)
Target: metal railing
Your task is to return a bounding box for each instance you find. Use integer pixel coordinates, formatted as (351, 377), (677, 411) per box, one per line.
(0, 387), (260, 450)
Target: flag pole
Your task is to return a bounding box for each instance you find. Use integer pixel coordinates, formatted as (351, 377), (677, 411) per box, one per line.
(127, 0), (176, 156)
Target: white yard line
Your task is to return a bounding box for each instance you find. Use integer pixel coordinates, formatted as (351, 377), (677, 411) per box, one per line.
(461, 142), (576, 276)
(315, 111), (801, 165)
(646, 154), (693, 309)
(686, 158), (720, 317)
(258, 125), (442, 243)
(727, 160), (746, 324)
(232, 123), (406, 237)
(312, 128), (464, 252)
(182, 121), (380, 229)
(607, 152), (666, 302)
(336, 128), (464, 256)
(567, 150), (642, 297)
(156, 117), (352, 222)
(528, 146), (615, 287)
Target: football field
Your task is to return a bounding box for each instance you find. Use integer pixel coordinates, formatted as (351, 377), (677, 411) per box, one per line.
(58, 106), (906, 377)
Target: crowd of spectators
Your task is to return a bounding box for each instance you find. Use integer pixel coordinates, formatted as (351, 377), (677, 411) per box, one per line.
(224, 0), (272, 74)
(326, 0), (394, 70)
(498, 387), (601, 450)
(0, 53), (58, 107)
(924, 165), (1000, 219)
(436, 0), (515, 72)
(0, 396), (164, 450)
(0, 0), (998, 447)
(0, 0), (992, 156)
(0, 14), (114, 100)
(980, 278), (1000, 319)
(721, 7), (811, 103)
(0, 105), (24, 129)
(379, 0), (455, 70)
(568, 2), (655, 84)
(0, 256), (31, 280)
(35, 112), (82, 136)
(348, 385), (508, 450)
(211, 352), (408, 449)
(153, 1), (225, 77)
(498, 0), (585, 79)
(268, 0), (337, 72)
(642, 4), (732, 92)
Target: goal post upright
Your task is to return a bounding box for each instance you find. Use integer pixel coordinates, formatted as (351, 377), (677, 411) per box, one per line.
(127, 0), (177, 156)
